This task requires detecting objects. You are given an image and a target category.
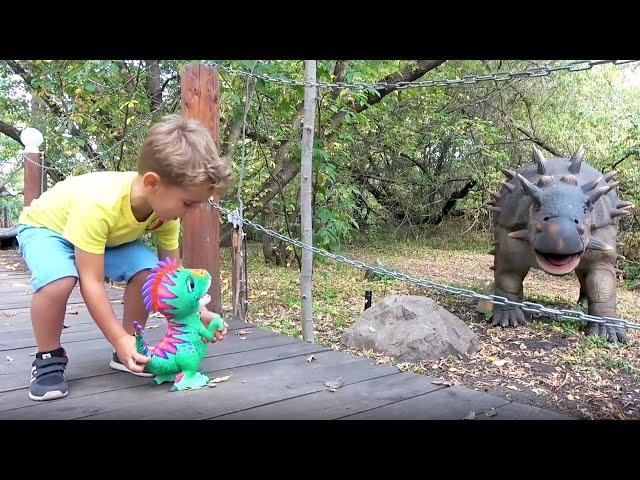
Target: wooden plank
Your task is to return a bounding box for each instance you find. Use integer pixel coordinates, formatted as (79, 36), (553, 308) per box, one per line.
(0, 341), (331, 419)
(0, 325), (294, 391)
(0, 341), (329, 412)
(476, 402), (572, 420)
(80, 350), (399, 420)
(339, 385), (511, 420)
(180, 64), (221, 313)
(216, 371), (445, 420)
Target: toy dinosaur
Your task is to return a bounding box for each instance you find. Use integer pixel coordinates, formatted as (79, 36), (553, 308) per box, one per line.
(488, 146), (633, 343)
(133, 258), (225, 391)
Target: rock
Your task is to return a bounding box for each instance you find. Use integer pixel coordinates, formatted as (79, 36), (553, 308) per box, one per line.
(341, 295), (479, 362)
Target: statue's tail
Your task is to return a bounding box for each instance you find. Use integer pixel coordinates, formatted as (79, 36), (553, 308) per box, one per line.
(133, 321), (151, 356)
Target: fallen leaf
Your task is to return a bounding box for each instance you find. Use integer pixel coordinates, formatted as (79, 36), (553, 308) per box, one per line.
(3, 311), (16, 317)
(239, 336), (247, 340)
(462, 411), (476, 420)
(506, 385), (520, 391)
(432, 380), (453, 387)
(209, 374), (232, 385)
(237, 330), (252, 336)
(307, 355), (316, 363)
(29, 351), (36, 356)
(325, 377), (344, 391)
(368, 326), (377, 333)
(241, 380), (246, 384)
(493, 359), (508, 367)
(567, 394), (575, 401)
(532, 388), (548, 396)
(484, 408), (498, 417)
(66, 308), (79, 315)
(6, 355), (14, 363)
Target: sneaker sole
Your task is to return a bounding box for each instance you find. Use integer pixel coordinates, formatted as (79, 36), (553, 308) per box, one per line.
(29, 390), (69, 401)
(109, 359), (155, 377)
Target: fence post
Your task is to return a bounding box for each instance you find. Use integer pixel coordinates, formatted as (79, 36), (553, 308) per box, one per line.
(21, 128), (44, 207)
(180, 64), (222, 313)
(300, 60), (317, 342)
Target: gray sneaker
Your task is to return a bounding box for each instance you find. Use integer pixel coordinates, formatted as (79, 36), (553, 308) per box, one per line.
(109, 351), (155, 377)
(29, 350), (69, 401)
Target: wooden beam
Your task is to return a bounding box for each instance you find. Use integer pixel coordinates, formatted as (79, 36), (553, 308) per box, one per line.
(180, 64), (222, 313)
(23, 152), (43, 207)
(300, 61), (317, 343)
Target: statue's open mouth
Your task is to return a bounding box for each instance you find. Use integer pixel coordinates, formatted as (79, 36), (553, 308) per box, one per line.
(535, 251), (582, 275)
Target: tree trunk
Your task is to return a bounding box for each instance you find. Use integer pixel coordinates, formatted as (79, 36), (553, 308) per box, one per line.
(145, 60), (164, 119)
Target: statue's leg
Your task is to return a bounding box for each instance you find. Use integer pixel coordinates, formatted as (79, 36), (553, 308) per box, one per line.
(575, 269), (588, 308)
(583, 262), (626, 343)
(492, 267), (530, 327)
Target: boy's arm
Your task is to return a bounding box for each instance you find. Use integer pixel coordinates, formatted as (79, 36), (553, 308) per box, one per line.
(74, 247), (150, 372)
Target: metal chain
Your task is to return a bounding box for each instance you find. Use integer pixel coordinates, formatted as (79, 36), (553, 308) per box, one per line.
(208, 60), (638, 91)
(209, 198), (640, 331)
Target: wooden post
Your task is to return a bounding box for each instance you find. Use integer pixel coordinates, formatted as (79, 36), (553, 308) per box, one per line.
(300, 60), (317, 343)
(231, 224), (248, 321)
(23, 151), (43, 207)
(180, 64), (222, 313)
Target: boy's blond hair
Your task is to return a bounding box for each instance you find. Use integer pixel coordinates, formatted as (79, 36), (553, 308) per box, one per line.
(138, 114), (233, 192)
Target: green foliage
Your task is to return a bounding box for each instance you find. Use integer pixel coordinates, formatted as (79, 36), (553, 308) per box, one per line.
(1, 59), (638, 260)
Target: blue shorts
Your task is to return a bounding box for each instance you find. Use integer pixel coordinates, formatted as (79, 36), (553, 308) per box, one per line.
(16, 224), (159, 292)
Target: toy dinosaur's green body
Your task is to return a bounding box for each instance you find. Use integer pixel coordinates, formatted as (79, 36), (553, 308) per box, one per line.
(133, 258), (225, 391)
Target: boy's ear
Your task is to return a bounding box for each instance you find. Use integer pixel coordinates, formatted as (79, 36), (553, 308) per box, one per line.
(142, 172), (162, 189)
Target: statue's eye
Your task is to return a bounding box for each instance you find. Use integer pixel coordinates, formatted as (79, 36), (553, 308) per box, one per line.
(187, 278), (195, 292)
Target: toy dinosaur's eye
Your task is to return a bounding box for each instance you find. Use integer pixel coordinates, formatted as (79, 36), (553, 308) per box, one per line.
(187, 277), (195, 292)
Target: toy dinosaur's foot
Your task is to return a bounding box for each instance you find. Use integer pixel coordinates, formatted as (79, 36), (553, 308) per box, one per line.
(585, 321), (627, 344)
(492, 305), (528, 327)
(170, 371), (210, 391)
(155, 373), (177, 385)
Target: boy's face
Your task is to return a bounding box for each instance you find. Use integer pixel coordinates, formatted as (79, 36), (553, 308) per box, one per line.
(144, 174), (214, 221)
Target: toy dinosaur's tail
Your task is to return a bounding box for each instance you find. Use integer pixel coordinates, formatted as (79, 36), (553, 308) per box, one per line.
(133, 321), (151, 356)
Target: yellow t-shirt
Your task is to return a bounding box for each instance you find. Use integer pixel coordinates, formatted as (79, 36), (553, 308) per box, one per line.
(19, 171), (180, 255)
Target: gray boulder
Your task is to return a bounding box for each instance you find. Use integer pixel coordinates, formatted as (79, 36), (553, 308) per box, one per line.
(341, 295), (479, 362)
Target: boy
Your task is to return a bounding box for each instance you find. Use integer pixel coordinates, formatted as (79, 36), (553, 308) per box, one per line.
(16, 114), (233, 401)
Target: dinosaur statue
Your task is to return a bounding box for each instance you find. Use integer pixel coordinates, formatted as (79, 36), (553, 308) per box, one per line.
(487, 146), (634, 343)
(133, 258), (225, 391)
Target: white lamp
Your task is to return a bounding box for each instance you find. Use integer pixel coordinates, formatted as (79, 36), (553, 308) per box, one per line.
(20, 127), (44, 154)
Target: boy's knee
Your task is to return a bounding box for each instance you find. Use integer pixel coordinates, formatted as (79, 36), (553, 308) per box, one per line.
(38, 276), (78, 296)
(129, 268), (151, 284)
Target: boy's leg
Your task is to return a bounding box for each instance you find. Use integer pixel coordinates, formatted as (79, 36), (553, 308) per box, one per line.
(31, 276), (77, 351)
(122, 269), (151, 335)
(104, 240), (158, 376)
(16, 225), (80, 401)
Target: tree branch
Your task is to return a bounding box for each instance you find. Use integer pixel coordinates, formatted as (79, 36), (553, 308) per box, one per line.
(0, 119), (23, 145)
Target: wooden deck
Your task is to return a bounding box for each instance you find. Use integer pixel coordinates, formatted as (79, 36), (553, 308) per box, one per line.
(0, 249), (571, 420)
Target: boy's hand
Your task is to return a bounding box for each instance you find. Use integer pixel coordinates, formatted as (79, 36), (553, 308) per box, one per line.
(113, 334), (151, 373)
(199, 306), (228, 343)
